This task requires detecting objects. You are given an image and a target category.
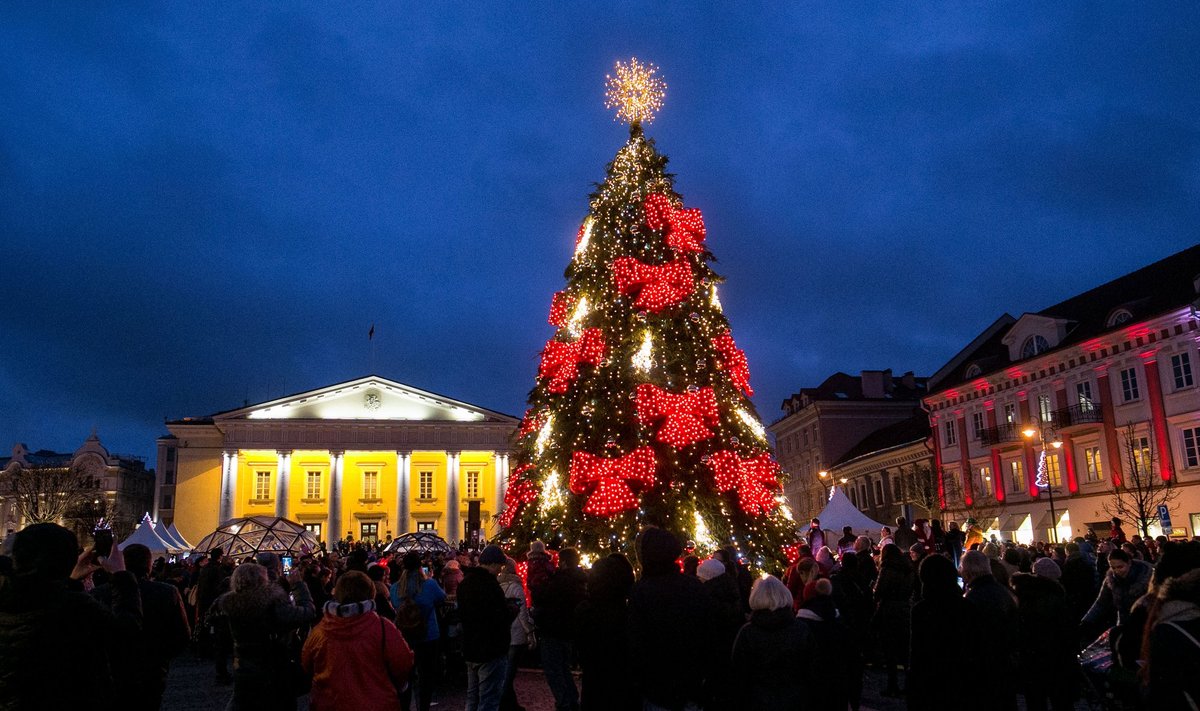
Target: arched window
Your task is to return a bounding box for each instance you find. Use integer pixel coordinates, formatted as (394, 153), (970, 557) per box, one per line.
(1021, 335), (1050, 359)
(964, 364), (982, 379)
(1106, 309), (1133, 328)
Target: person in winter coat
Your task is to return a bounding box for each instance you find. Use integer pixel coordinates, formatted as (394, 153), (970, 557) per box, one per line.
(943, 521), (965, 567)
(805, 518), (826, 552)
(1011, 560), (1077, 711)
(785, 557), (819, 613)
(797, 579), (861, 711)
(368, 564), (397, 622)
(1082, 547), (1152, 628)
(814, 546), (837, 577)
(1114, 540), (1200, 671)
(302, 571), (414, 711)
(962, 518), (984, 551)
(212, 561), (316, 711)
(524, 540), (555, 600)
(440, 559), (464, 598)
(872, 543), (914, 697)
(731, 575), (813, 710)
(574, 554), (638, 711)
(961, 550), (1018, 711)
(532, 547), (588, 711)
(628, 527), (717, 711)
(837, 526), (857, 557)
(893, 517), (917, 551)
(907, 554), (979, 711)
(0, 523), (143, 711)
(498, 559), (535, 711)
(458, 545), (518, 711)
(91, 543), (190, 711)
(928, 519), (946, 556)
(698, 558), (743, 709)
(1108, 517), (1127, 545)
(830, 550), (871, 653)
(390, 552), (447, 711)
(1144, 568), (1200, 709)
(1060, 542), (1098, 626)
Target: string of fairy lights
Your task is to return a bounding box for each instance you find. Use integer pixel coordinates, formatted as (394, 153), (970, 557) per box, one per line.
(499, 59), (795, 570)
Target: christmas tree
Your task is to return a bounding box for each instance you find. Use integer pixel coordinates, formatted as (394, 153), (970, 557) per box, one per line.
(499, 59), (796, 570)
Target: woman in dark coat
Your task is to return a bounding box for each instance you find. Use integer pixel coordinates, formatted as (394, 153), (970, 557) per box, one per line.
(908, 554), (980, 711)
(731, 575), (813, 710)
(797, 579), (861, 711)
(872, 543), (913, 697)
(574, 554), (638, 711)
(211, 562), (315, 711)
(1144, 568), (1200, 709)
(1011, 562), (1077, 711)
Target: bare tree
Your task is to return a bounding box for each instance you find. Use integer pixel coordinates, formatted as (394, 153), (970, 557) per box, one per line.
(0, 463), (98, 528)
(1100, 423), (1181, 538)
(897, 464), (942, 517)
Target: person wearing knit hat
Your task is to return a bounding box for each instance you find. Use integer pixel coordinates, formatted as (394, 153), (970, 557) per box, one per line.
(1032, 557), (1062, 581)
(696, 558), (726, 581)
(525, 539), (555, 599)
(457, 543), (515, 710)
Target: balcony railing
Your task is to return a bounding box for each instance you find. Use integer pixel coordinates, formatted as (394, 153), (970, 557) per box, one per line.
(1052, 403), (1104, 428)
(980, 422), (1021, 446)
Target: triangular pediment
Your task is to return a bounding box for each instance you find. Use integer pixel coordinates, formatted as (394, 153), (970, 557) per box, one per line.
(214, 376), (517, 424)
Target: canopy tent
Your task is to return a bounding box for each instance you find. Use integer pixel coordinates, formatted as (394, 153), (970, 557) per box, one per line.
(812, 487), (889, 539)
(192, 516), (319, 558)
(165, 522), (194, 551)
(120, 514), (187, 556)
(153, 519), (188, 550)
(381, 531), (457, 557)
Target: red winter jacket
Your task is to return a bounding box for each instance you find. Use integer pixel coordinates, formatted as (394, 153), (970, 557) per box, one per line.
(302, 605), (414, 711)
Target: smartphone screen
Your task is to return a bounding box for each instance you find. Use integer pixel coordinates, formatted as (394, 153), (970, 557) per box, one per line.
(422, 566), (431, 577)
(93, 529), (114, 558)
(281, 556), (293, 574)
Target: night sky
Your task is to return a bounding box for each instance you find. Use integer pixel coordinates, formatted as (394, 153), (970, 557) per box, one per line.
(3, 4), (1198, 462)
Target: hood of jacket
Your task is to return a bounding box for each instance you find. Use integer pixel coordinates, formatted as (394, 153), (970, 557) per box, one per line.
(749, 606), (795, 630)
(219, 582), (288, 618)
(316, 605), (383, 640)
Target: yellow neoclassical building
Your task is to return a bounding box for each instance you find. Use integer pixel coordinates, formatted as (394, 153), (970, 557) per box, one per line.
(156, 375), (519, 547)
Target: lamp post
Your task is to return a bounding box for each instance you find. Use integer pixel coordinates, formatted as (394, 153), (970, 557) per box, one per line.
(1022, 419), (1063, 544)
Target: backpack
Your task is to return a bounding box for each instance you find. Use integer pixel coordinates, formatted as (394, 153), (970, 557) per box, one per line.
(395, 580), (427, 643)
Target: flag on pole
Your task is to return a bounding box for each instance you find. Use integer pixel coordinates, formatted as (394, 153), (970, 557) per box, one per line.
(369, 324), (375, 340)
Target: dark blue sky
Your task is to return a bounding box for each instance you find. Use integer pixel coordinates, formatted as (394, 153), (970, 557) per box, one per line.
(3, 4), (1198, 462)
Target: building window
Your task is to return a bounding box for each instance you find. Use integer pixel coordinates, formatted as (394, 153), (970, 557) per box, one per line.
(874, 479), (884, 504)
(979, 466), (994, 497)
(254, 471), (271, 501)
(160, 493), (174, 510)
(360, 522), (378, 543)
(166, 447), (176, 463)
(465, 470), (481, 499)
(416, 521), (436, 532)
(1120, 367), (1140, 402)
(972, 412), (985, 440)
(1004, 403), (1017, 424)
(802, 429), (808, 446)
(362, 471), (379, 500)
(1132, 436), (1153, 476)
(1182, 427), (1200, 469)
(419, 471), (434, 500)
(1077, 381), (1095, 411)
(1021, 335), (1050, 359)
(965, 364), (982, 379)
(1172, 352), (1194, 389)
(1107, 309), (1133, 328)
(306, 471), (322, 500)
(1084, 447), (1105, 483)
(304, 523), (322, 541)
(1044, 453), (1062, 488)
(1038, 394), (1053, 423)
(944, 420), (957, 447)
(1009, 460), (1025, 493)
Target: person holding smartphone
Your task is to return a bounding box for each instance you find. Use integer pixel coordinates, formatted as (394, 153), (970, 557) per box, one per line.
(390, 552), (446, 711)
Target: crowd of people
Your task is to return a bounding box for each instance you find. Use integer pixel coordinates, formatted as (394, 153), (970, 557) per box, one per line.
(1, 515), (1198, 711)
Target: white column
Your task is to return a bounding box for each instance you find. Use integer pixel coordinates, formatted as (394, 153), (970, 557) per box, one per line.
(219, 450), (238, 524)
(275, 450), (292, 519)
(446, 451), (460, 545)
(396, 451), (411, 534)
(328, 450), (344, 543)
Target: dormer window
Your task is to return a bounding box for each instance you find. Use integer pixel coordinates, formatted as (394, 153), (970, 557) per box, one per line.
(1020, 335), (1050, 360)
(964, 364), (982, 379)
(1106, 309), (1133, 328)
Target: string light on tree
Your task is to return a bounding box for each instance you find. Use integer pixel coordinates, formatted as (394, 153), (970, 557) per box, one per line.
(632, 330), (655, 373)
(566, 295), (590, 337)
(736, 407), (768, 442)
(535, 414), (555, 455)
(575, 217), (594, 257)
(604, 57), (666, 125)
(710, 285), (722, 311)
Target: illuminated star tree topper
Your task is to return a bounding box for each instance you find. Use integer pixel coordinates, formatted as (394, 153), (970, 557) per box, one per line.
(604, 57), (667, 126)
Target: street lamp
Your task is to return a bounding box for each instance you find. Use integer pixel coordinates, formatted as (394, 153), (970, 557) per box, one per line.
(1022, 418), (1064, 543)
(817, 470), (830, 499)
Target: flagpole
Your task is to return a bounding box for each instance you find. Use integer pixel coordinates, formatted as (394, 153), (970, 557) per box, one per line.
(369, 323), (376, 374)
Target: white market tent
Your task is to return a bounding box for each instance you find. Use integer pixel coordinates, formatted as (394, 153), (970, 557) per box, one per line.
(153, 519), (189, 551)
(120, 514), (187, 556)
(813, 487), (888, 538)
(165, 522), (194, 551)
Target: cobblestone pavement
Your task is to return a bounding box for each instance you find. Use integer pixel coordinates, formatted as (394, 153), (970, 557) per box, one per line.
(162, 651), (916, 711)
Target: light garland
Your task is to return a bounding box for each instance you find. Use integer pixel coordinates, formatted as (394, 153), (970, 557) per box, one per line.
(539, 470), (566, 515)
(535, 414), (555, 455)
(736, 407), (768, 442)
(693, 509), (717, 550)
(632, 330), (654, 373)
(710, 285), (722, 311)
(604, 57), (666, 125)
(575, 217), (593, 257)
(566, 296), (590, 337)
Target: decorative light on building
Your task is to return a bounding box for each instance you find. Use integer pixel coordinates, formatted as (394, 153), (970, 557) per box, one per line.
(632, 330), (654, 373)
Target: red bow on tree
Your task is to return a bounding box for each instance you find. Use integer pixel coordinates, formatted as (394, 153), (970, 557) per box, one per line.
(635, 383), (719, 449)
(711, 330), (754, 396)
(643, 193), (706, 253)
(548, 291), (573, 327)
(517, 409), (545, 439)
(612, 257), (695, 312)
(709, 450), (781, 515)
(497, 464), (539, 528)
(538, 328), (606, 393)
(568, 446), (657, 516)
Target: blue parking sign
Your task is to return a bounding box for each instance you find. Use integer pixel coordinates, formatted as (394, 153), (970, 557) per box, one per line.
(1158, 504), (1172, 530)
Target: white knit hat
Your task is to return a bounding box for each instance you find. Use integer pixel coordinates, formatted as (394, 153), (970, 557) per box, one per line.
(697, 559), (726, 581)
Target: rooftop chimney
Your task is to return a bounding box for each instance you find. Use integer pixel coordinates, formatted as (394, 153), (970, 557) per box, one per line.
(861, 370), (892, 398)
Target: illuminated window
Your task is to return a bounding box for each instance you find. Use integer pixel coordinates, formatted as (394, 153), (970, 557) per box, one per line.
(979, 466), (994, 497)
(1077, 381), (1095, 411)
(1182, 428), (1200, 469)
(419, 471), (434, 500)
(1172, 353), (1194, 390)
(1021, 335), (1050, 359)
(360, 522), (378, 543)
(1044, 454), (1062, 488)
(972, 412), (985, 440)
(944, 420), (957, 447)
(465, 470), (481, 499)
(306, 471), (322, 499)
(1005, 403), (1017, 424)
(416, 521), (436, 532)
(1009, 460), (1025, 493)
(1084, 447), (1104, 482)
(254, 471), (271, 500)
(1132, 437), (1153, 476)
(304, 523), (322, 541)
(362, 471), (379, 500)
(1120, 368), (1140, 402)
(1038, 394), (1054, 423)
